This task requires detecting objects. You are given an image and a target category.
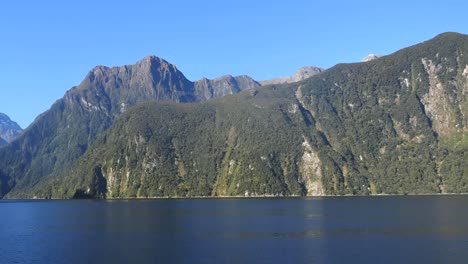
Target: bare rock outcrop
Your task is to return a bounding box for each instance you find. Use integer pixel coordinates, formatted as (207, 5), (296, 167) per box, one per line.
(260, 66), (324, 86)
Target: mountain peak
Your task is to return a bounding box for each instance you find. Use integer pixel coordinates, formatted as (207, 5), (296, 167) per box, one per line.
(293, 66), (324, 79)
(137, 55), (168, 67)
(217, 74), (234, 80)
(0, 112), (22, 144)
(434, 32), (466, 39)
(86, 55), (178, 78)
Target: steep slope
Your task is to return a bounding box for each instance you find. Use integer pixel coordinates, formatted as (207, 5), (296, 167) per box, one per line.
(29, 32), (468, 199)
(32, 88), (319, 198)
(0, 113), (22, 144)
(260, 66), (324, 86)
(292, 32), (467, 194)
(0, 56), (260, 198)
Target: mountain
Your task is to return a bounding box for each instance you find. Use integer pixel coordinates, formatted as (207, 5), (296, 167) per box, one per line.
(0, 113), (22, 145)
(0, 32), (467, 198)
(24, 32), (468, 199)
(259, 66), (324, 86)
(33, 92), (311, 198)
(0, 56), (261, 198)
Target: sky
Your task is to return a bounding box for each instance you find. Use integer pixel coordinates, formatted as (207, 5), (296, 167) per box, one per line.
(1, 0), (467, 128)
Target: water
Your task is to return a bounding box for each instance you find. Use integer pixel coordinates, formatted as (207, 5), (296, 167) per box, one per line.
(1, 196), (468, 264)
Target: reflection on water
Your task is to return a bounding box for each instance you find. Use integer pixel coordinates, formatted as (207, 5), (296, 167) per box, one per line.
(1, 196), (468, 263)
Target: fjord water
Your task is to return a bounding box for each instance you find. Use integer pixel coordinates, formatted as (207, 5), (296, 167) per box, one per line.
(1, 196), (468, 264)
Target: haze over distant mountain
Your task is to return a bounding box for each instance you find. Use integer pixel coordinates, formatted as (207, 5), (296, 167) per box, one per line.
(0, 113), (22, 145)
(259, 66), (324, 86)
(0, 32), (466, 199)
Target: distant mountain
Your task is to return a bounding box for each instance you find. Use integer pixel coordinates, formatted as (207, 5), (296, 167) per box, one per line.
(259, 66), (324, 86)
(361, 54), (383, 62)
(194, 75), (261, 100)
(0, 113), (22, 145)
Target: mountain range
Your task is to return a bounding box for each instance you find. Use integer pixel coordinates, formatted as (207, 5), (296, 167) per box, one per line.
(0, 32), (466, 198)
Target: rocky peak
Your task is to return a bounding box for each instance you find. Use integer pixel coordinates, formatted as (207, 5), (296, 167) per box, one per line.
(65, 55), (268, 120)
(216, 74), (235, 82)
(0, 113), (23, 144)
(80, 55), (188, 88)
(234, 75), (262, 88)
(259, 66), (324, 86)
(293, 66), (324, 80)
(134, 55), (181, 76)
(67, 55), (196, 119)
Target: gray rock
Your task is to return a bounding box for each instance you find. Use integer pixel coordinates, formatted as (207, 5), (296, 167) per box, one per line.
(70, 55), (262, 116)
(0, 113), (22, 144)
(259, 66), (324, 86)
(194, 75), (261, 100)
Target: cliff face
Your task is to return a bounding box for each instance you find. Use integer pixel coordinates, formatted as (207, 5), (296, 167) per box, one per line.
(420, 57), (466, 137)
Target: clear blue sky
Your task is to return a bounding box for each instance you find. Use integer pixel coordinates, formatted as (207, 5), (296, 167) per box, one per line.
(1, 0), (467, 128)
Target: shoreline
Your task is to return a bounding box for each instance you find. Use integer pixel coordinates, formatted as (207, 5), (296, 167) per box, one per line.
(3, 192), (468, 201)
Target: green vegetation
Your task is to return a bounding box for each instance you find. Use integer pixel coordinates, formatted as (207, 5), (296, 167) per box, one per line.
(32, 89), (313, 198)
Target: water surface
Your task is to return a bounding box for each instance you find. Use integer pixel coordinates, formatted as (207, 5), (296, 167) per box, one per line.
(1, 196), (468, 263)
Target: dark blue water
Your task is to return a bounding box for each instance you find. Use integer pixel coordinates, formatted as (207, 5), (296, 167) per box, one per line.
(1, 196), (468, 264)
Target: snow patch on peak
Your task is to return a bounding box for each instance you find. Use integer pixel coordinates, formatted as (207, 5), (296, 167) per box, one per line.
(362, 54), (383, 62)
